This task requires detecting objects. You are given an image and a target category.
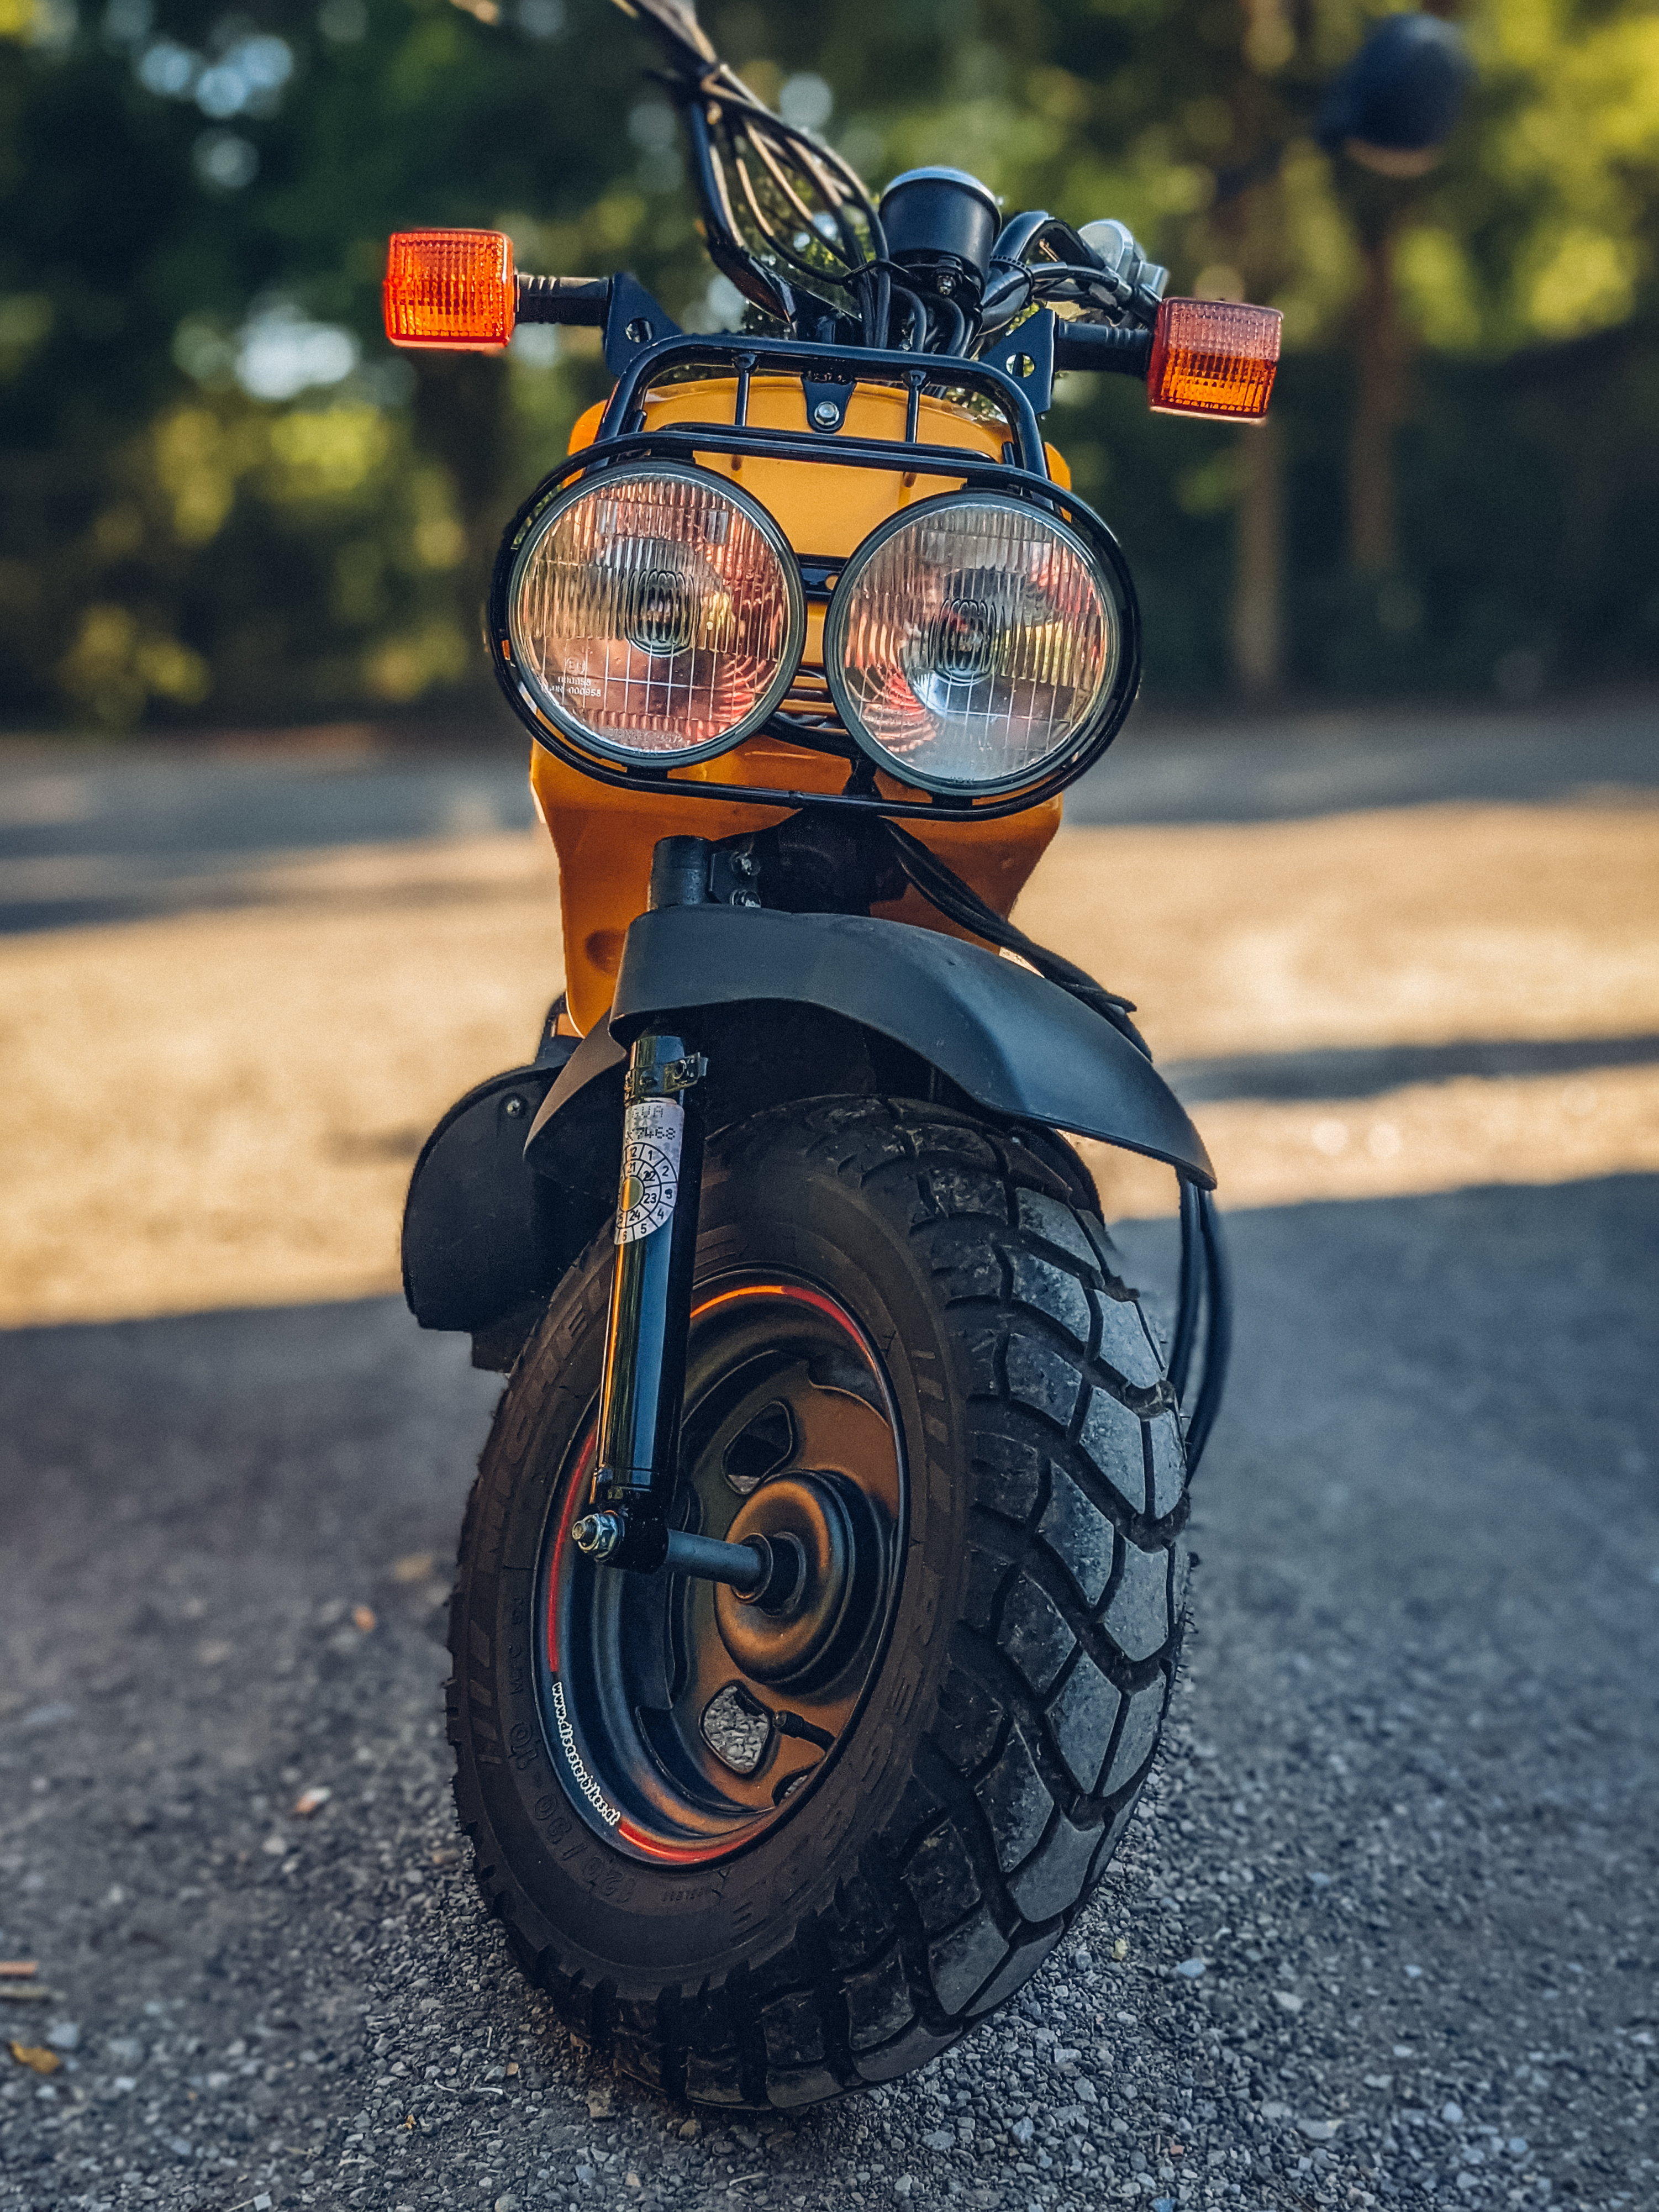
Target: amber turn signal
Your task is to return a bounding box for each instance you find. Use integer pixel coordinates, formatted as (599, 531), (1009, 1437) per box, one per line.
(383, 230), (516, 352)
(1147, 297), (1282, 422)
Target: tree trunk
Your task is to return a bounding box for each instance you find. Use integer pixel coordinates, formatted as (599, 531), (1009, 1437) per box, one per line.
(1349, 230), (1404, 572)
(1232, 410), (1284, 697)
(412, 348), (509, 578)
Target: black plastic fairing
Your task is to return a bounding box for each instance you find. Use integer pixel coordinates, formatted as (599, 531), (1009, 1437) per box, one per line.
(401, 1063), (563, 1337)
(592, 905), (1213, 1184)
(411, 904), (1210, 1360)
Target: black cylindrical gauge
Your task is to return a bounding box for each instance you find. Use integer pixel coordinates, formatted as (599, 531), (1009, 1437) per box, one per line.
(878, 166), (1000, 291)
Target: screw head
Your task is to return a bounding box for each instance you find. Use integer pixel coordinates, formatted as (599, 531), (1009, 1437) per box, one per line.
(503, 1094), (526, 1119)
(812, 399), (841, 428)
(936, 271), (955, 294)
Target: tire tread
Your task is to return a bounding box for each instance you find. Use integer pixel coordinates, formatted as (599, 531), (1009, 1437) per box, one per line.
(449, 1096), (1189, 2110)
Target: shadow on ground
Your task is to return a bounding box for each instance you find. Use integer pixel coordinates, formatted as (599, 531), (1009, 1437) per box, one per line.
(2, 1176), (1656, 2211)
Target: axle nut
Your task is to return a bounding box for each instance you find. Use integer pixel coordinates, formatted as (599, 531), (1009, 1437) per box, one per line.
(572, 1510), (623, 1560)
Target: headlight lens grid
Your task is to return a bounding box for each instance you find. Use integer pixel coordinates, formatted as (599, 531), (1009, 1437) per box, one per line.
(502, 461), (1130, 801)
(508, 461), (806, 766)
(825, 493), (1121, 796)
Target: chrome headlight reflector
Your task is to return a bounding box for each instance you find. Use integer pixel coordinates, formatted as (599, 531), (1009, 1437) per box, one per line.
(507, 462), (805, 765)
(824, 493), (1120, 794)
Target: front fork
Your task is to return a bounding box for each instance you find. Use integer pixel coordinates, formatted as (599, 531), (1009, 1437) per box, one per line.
(576, 1025), (706, 1566)
(571, 841), (774, 1593)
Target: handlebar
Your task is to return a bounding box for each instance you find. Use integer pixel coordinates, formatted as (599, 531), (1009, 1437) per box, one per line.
(517, 273), (612, 326)
(393, 248), (1268, 422)
(513, 270), (1152, 381)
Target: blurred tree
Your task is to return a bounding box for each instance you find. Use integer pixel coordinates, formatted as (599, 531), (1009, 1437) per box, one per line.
(1, 0), (1656, 728)
(925, 0), (1659, 699)
(0, 0), (661, 724)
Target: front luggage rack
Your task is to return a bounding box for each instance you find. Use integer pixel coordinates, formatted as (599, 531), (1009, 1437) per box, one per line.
(597, 332), (1052, 461)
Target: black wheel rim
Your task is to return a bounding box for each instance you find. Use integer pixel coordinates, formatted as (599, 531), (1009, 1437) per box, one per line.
(536, 1273), (908, 1866)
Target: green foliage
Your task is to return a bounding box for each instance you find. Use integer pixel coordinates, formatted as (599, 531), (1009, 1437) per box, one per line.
(1, 0), (1656, 726)
(0, 0), (654, 724)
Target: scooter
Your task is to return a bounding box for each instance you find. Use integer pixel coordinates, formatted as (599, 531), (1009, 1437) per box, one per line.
(386, 0), (1272, 2111)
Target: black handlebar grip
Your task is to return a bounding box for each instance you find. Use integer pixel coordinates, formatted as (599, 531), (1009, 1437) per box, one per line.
(516, 275), (613, 327)
(1051, 322), (1153, 378)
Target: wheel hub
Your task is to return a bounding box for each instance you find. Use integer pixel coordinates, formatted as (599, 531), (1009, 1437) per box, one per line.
(714, 1472), (878, 1688)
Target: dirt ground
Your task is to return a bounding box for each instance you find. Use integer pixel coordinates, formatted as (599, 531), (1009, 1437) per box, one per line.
(3, 734), (1657, 2212)
(1, 793), (1657, 1326)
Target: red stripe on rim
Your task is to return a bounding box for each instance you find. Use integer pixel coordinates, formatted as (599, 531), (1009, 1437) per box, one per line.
(545, 1432), (597, 1679)
(691, 1279), (873, 1346)
(545, 1277), (885, 1866)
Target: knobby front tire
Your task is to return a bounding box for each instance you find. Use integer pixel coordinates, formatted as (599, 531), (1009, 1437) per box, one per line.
(447, 1097), (1191, 2110)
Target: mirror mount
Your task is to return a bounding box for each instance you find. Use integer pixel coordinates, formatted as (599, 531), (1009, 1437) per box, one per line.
(1315, 13), (1472, 178)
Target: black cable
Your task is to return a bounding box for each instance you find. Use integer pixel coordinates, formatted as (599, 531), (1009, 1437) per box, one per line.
(668, 61), (889, 346)
(1026, 262), (1131, 301)
(977, 267), (1034, 333)
(886, 282), (928, 351)
(929, 294), (968, 359)
(1170, 1177), (1204, 1404)
(878, 820), (1150, 1057)
(868, 267), (891, 353)
(1183, 1191), (1233, 1474)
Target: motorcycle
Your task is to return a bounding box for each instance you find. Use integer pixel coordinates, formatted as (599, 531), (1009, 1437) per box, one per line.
(385, 0), (1271, 2111)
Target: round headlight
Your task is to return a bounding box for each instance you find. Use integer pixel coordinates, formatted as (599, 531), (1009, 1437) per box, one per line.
(508, 463), (805, 765)
(825, 493), (1121, 794)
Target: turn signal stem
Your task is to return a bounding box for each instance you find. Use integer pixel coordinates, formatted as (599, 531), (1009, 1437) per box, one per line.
(1051, 320), (1152, 378)
(516, 273), (611, 327)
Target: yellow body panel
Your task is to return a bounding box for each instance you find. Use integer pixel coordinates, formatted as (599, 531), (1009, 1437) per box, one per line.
(535, 377), (1071, 1034)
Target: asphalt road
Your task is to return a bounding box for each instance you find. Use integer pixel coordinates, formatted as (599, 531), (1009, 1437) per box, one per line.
(4, 697), (1657, 934)
(2, 707), (1657, 2212)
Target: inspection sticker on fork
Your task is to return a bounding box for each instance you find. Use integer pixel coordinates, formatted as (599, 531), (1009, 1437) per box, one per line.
(615, 1096), (684, 1244)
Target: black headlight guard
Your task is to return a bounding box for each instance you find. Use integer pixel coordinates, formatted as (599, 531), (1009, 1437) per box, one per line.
(487, 333), (1142, 825)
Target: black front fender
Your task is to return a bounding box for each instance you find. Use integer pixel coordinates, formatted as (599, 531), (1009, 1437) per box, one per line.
(530, 905), (1213, 1187)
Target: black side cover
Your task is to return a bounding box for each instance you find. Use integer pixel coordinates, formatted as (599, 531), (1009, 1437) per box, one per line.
(601, 904), (1215, 1185)
(402, 1065), (565, 1337)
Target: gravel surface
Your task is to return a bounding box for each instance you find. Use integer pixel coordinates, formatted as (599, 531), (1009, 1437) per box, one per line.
(3, 1175), (1656, 2212)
